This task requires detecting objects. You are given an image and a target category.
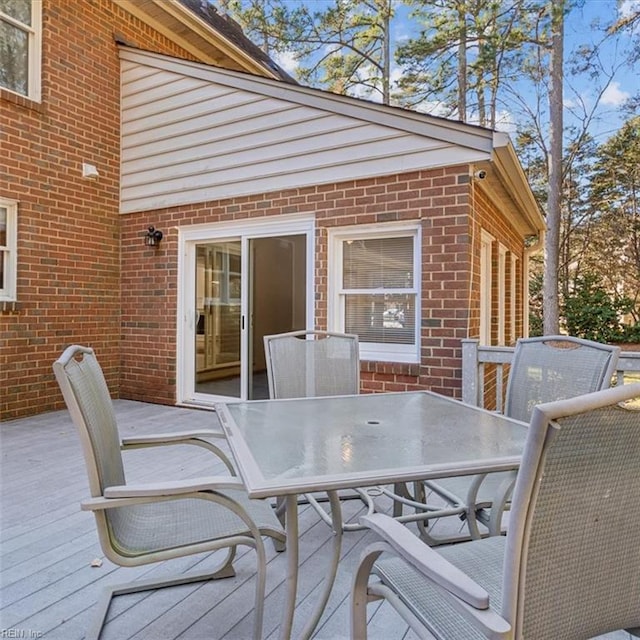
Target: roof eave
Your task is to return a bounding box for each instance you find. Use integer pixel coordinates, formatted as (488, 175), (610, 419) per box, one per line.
(167, 1), (282, 79)
(491, 132), (545, 235)
(115, 0), (281, 80)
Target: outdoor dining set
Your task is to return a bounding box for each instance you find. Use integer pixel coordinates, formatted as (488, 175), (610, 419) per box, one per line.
(52, 332), (640, 640)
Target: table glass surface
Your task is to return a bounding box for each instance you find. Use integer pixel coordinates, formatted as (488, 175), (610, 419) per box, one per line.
(216, 391), (527, 498)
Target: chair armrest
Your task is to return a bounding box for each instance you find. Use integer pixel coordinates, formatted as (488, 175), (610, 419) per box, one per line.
(121, 429), (225, 446)
(103, 476), (244, 498)
(121, 431), (236, 475)
(360, 513), (489, 609)
(82, 477), (246, 511)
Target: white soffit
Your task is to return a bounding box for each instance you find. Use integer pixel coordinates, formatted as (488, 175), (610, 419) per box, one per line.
(119, 48), (493, 214)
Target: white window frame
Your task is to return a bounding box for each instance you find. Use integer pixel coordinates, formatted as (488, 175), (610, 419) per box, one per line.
(328, 222), (421, 363)
(0, 197), (18, 301)
(497, 244), (507, 345)
(479, 230), (494, 346)
(0, 0), (42, 101)
(510, 254), (518, 343)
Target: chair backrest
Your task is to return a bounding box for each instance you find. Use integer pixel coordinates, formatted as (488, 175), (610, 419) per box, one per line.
(53, 345), (125, 497)
(263, 330), (360, 399)
(502, 382), (640, 638)
(504, 335), (620, 422)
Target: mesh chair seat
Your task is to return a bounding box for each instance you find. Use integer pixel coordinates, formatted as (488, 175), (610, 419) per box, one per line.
(264, 330), (360, 398)
(373, 537), (505, 640)
(108, 489), (285, 557)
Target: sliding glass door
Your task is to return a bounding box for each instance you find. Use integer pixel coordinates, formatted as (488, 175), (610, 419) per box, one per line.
(180, 217), (312, 404)
(195, 241), (242, 397)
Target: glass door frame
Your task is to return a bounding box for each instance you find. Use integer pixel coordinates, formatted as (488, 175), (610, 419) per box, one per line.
(177, 214), (315, 406)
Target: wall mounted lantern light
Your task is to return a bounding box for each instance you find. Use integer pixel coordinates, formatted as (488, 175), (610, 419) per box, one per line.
(144, 226), (163, 247)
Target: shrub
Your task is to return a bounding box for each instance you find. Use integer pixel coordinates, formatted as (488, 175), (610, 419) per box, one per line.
(563, 274), (633, 343)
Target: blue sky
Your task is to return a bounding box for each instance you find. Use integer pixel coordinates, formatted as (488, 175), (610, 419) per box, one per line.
(268, 0), (639, 141)
(559, 0), (639, 140)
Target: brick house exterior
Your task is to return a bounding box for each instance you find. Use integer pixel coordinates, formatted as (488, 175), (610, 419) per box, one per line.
(120, 167), (520, 405)
(1, 0), (544, 421)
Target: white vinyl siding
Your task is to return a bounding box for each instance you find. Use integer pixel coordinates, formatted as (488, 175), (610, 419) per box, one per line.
(0, 0), (41, 101)
(329, 224), (420, 363)
(119, 48), (493, 214)
(0, 198), (18, 301)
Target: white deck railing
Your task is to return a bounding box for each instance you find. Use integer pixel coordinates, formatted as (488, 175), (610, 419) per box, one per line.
(461, 338), (640, 410)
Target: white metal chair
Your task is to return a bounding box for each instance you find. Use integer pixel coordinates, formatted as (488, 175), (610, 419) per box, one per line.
(53, 345), (285, 640)
(263, 330), (377, 531)
(400, 335), (620, 543)
(264, 329), (360, 399)
(351, 382), (640, 639)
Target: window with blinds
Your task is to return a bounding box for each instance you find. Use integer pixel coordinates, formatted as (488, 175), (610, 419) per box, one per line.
(330, 225), (420, 362)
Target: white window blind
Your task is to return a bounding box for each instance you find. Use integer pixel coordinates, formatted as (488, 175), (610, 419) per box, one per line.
(342, 236), (416, 345)
(329, 225), (420, 362)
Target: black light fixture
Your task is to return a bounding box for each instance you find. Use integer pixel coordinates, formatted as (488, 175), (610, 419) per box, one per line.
(144, 226), (163, 247)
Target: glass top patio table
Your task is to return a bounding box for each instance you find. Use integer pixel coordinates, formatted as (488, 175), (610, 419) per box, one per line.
(215, 390), (527, 499)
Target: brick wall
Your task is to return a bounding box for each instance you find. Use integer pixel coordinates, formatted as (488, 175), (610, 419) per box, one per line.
(1, 0), (198, 419)
(119, 165), (527, 404)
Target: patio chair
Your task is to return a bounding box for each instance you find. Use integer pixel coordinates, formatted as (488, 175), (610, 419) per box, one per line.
(264, 329), (360, 399)
(53, 345), (285, 640)
(351, 382), (640, 639)
(401, 335), (620, 544)
(264, 329), (376, 531)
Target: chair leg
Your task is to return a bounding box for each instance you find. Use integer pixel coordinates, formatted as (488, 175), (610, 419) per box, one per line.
(487, 472), (516, 536)
(299, 489), (378, 532)
(86, 548), (237, 640)
(350, 542), (386, 640)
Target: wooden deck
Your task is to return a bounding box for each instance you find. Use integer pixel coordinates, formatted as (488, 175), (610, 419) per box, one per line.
(0, 400), (633, 640)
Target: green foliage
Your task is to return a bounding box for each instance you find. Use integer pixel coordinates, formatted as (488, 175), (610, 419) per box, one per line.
(222, 0), (640, 337)
(563, 274), (634, 343)
(620, 323), (640, 344)
(580, 116), (640, 322)
(394, 0), (549, 126)
(528, 270), (544, 337)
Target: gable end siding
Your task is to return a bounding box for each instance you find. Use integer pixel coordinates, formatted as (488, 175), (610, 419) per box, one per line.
(119, 52), (492, 214)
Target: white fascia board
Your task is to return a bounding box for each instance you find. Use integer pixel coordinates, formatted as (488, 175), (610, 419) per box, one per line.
(119, 48), (494, 154)
(492, 132), (545, 234)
